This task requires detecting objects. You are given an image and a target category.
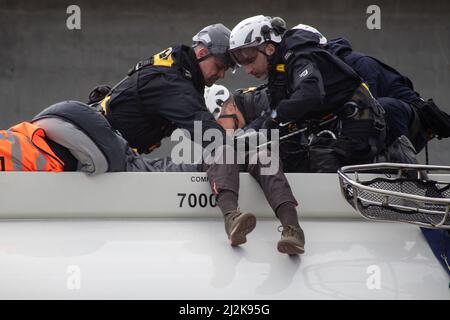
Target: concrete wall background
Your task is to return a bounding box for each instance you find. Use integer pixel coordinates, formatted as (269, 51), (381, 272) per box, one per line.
(0, 0), (449, 164)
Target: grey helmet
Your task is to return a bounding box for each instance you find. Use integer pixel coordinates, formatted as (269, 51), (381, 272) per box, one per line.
(192, 23), (236, 69)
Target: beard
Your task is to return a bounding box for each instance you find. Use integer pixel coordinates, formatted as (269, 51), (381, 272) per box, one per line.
(255, 72), (268, 80)
(206, 77), (219, 86)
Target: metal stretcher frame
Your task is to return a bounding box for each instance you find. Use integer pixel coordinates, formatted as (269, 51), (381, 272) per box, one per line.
(338, 163), (450, 229)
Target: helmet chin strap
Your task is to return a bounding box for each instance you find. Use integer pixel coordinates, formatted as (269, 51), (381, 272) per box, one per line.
(257, 45), (278, 70)
(197, 53), (212, 63)
(257, 47), (269, 57)
(218, 114), (239, 130)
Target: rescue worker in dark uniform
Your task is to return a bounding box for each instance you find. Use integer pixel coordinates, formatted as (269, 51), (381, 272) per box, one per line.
(96, 24), (231, 155)
(10, 25), (234, 174)
(324, 37), (450, 151)
(229, 15), (386, 174)
(1, 24), (237, 175)
(89, 24), (305, 255)
(221, 24), (449, 167)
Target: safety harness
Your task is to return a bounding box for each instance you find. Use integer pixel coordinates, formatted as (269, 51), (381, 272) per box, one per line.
(92, 46), (197, 154)
(266, 47), (387, 172)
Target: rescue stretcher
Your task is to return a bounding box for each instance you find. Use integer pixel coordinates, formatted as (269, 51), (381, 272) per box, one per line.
(338, 163), (450, 229)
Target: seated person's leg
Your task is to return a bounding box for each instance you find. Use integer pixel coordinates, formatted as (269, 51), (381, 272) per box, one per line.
(247, 148), (305, 255)
(206, 144), (256, 246)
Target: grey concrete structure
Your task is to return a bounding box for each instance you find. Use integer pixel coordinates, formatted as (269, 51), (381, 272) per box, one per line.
(1, 0), (449, 164)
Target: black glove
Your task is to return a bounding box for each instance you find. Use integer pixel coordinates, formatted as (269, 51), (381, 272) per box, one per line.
(263, 115), (279, 130)
(261, 113), (281, 142)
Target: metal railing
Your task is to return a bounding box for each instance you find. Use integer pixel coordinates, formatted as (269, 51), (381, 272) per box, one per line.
(338, 163), (450, 229)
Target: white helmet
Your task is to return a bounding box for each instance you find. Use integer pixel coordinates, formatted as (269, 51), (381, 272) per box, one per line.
(292, 24), (327, 44)
(229, 15), (286, 51)
(203, 84), (231, 120)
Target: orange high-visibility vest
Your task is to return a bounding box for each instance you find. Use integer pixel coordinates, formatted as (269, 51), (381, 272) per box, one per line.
(0, 122), (64, 172)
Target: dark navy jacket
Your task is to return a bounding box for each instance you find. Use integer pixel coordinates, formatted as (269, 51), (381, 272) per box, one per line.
(105, 44), (224, 153)
(233, 85), (270, 130)
(268, 29), (362, 123)
(325, 38), (421, 104)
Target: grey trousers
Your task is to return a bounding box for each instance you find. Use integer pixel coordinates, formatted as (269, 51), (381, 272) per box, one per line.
(206, 145), (298, 213)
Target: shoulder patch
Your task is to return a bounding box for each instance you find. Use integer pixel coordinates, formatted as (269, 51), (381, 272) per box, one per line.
(183, 69), (192, 79)
(300, 68), (308, 78)
(153, 47), (174, 68)
(283, 50), (294, 61)
(276, 64), (285, 72)
(298, 64), (313, 80)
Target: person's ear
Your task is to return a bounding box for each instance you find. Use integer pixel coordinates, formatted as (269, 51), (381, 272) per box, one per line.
(195, 46), (209, 59)
(264, 43), (276, 56)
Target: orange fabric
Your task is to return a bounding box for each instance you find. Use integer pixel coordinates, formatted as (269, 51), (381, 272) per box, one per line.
(0, 122), (64, 172)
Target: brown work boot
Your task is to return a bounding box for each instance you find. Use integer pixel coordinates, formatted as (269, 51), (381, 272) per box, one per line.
(224, 210), (256, 246)
(277, 225), (305, 255)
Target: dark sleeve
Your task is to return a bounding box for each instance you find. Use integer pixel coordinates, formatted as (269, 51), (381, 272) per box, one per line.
(150, 75), (226, 148)
(388, 80), (421, 104)
(276, 56), (326, 122)
(234, 86), (270, 124)
(244, 112), (268, 131)
(381, 68), (421, 104)
(351, 57), (381, 99)
(353, 56), (420, 104)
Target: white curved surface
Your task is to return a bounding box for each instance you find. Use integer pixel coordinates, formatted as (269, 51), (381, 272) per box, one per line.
(0, 172), (360, 219)
(2, 172), (447, 219)
(0, 218), (448, 299)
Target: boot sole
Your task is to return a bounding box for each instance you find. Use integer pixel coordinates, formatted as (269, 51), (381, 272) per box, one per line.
(277, 239), (305, 255)
(229, 214), (256, 246)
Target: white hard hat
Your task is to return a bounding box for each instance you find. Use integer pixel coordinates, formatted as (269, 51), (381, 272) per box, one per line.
(229, 15), (286, 51)
(203, 84), (231, 120)
(292, 24), (327, 44)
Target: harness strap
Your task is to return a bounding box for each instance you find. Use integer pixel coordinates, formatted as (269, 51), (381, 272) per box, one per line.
(218, 114), (239, 130)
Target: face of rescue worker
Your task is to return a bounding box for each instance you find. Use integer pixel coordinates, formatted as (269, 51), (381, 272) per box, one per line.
(231, 44), (275, 79)
(195, 47), (227, 86)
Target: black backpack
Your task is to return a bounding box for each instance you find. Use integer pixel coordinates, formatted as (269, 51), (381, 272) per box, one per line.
(413, 99), (450, 139)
